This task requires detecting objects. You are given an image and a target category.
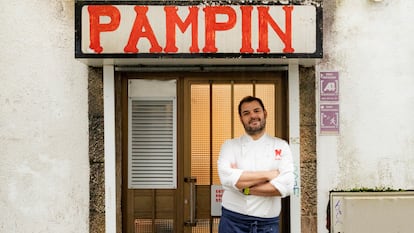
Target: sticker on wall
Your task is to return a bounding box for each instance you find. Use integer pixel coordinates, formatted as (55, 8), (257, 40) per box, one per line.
(320, 104), (339, 134)
(320, 71), (339, 101)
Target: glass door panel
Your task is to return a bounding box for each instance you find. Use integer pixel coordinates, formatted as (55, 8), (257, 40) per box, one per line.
(188, 80), (280, 233)
(191, 84), (211, 185)
(211, 84), (232, 186)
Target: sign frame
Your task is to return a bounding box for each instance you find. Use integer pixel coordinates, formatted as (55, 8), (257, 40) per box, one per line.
(75, 1), (323, 59)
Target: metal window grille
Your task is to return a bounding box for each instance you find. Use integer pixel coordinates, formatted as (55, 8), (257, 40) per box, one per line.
(128, 97), (177, 189)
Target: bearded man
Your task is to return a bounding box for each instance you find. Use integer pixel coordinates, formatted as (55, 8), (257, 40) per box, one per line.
(217, 96), (294, 233)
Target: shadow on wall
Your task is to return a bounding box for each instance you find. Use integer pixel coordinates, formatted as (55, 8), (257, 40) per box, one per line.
(326, 200), (330, 233)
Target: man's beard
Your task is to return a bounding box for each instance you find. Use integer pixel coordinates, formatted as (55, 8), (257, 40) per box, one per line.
(243, 118), (266, 136)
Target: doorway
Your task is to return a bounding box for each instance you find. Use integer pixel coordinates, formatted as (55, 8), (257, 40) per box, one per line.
(120, 71), (289, 233)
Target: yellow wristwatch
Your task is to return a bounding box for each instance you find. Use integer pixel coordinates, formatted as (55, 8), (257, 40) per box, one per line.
(243, 187), (250, 195)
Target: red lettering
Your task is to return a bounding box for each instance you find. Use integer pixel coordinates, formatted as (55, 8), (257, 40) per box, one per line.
(124, 6), (162, 53)
(240, 6), (254, 53)
(164, 6), (199, 53)
(203, 6), (237, 53)
(257, 6), (294, 53)
(85, 5), (300, 54)
(88, 5), (120, 54)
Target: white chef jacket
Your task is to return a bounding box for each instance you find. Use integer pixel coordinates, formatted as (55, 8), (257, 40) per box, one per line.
(217, 133), (294, 218)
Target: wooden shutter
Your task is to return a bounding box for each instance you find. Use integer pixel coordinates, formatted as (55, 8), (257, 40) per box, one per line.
(128, 97), (177, 189)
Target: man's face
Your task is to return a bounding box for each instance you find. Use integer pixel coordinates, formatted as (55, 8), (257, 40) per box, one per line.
(239, 100), (267, 136)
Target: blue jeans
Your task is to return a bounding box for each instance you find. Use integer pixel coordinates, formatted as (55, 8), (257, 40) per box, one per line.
(218, 207), (279, 233)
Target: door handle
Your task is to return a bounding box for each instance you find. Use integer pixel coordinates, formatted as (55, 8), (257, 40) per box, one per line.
(184, 177), (197, 226)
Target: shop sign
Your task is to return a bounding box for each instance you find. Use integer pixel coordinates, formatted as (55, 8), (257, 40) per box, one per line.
(75, 2), (322, 58)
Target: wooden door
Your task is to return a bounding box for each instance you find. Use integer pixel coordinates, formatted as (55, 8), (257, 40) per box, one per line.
(121, 71), (289, 233)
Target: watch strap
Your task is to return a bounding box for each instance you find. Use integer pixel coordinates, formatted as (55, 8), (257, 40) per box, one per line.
(243, 187), (250, 195)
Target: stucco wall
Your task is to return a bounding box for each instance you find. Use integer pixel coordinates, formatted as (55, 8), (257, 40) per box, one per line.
(0, 1), (89, 232)
(3, 0), (414, 233)
(317, 0), (414, 232)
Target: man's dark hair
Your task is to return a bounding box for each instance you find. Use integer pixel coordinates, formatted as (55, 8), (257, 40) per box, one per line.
(238, 96), (266, 116)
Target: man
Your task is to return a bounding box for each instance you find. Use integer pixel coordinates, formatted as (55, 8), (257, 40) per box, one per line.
(217, 96), (294, 233)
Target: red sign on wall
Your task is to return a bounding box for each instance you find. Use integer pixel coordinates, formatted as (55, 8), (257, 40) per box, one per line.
(75, 2), (322, 58)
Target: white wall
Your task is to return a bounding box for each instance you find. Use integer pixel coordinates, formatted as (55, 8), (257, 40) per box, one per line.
(317, 0), (414, 232)
(0, 1), (89, 232)
(2, 0), (414, 233)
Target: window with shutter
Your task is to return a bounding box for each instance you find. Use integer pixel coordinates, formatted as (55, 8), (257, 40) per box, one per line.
(128, 97), (177, 189)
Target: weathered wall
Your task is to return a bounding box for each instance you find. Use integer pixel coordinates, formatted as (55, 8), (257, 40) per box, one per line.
(89, 68), (105, 233)
(0, 1), (89, 232)
(4, 1), (414, 233)
(317, 0), (414, 232)
(300, 67), (317, 233)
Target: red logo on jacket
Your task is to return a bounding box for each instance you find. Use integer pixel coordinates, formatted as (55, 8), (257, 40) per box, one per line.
(275, 149), (282, 160)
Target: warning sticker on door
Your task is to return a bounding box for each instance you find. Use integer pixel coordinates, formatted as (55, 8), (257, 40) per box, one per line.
(211, 185), (224, 216)
(320, 104), (339, 134)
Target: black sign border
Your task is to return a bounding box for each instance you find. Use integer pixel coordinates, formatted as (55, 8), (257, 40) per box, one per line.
(75, 0), (323, 59)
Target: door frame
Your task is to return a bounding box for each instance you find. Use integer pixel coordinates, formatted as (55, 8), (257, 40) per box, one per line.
(182, 72), (289, 233)
(103, 64), (301, 233)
